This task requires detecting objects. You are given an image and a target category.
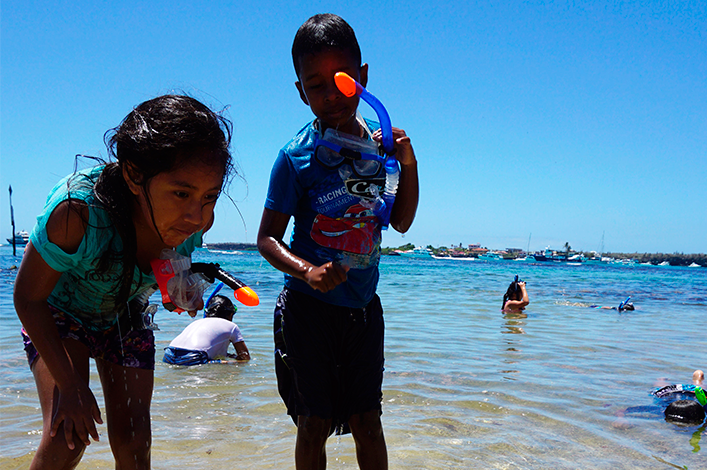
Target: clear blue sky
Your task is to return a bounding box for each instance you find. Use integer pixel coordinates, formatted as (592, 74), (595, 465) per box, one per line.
(2, 1), (706, 254)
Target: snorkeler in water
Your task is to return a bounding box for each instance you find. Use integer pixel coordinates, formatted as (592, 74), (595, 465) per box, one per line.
(502, 276), (529, 313)
(590, 296), (635, 311)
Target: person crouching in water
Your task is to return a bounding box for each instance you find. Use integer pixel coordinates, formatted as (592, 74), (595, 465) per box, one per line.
(502, 277), (529, 313)
(164, 295), (250, 365)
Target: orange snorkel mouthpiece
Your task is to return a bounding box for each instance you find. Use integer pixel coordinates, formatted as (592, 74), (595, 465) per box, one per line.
(335, 72), (360, 97)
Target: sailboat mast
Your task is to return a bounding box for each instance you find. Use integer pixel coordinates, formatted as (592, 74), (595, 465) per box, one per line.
(9, 185), (16, 256)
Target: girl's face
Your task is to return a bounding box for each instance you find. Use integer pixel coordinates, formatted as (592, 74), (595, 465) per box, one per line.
(128, 154), (224, 248)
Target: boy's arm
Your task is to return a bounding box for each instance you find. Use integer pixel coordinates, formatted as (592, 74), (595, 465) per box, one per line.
(232, 341), (250, 361)
(375, 127), (419, 233)
(257, 208), (348, 293)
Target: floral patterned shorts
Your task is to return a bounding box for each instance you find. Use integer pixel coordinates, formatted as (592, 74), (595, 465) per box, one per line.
(22, 305), (155, 370)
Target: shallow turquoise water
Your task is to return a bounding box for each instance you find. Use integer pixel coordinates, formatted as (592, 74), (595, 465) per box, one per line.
(1, 245), (705, 469)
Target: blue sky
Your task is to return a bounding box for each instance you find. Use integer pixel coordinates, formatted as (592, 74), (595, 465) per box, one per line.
(2, 1), (706, 254)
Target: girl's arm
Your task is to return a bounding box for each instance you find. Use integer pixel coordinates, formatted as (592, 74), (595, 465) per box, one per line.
(14, 202), (102, 449)
(257, 208), (348, 293)
(504, 283), (530, 310)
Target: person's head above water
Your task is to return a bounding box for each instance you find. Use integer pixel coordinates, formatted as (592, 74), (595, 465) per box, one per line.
(664, 399), (706, 425)
(205, 295), (236, 321)
(502, 276), (525, 309)
(694, 369), (705, 386)
(292, 14), (368, 134)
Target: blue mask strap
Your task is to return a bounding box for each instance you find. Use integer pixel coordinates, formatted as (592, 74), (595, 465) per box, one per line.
(314, 138), (386, 163)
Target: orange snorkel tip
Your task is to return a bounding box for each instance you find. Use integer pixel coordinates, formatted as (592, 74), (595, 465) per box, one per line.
(335, 72), (360, 97)
(234, 286), (259, 307)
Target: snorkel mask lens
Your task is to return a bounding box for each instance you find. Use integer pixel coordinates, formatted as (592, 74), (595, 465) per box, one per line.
(315, 128), (384, 177)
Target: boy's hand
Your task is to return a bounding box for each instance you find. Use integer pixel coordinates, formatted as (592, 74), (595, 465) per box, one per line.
(373, 127), (416, 166)
(305, 261), (349, 292)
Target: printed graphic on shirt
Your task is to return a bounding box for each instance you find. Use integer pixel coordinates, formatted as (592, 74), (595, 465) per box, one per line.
(311, 204), (380, 255)
(308, 174), (384, 269)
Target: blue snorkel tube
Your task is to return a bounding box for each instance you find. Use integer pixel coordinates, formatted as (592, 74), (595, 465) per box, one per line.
(335, 72), (399, 229)
(618, 296), (631, 312)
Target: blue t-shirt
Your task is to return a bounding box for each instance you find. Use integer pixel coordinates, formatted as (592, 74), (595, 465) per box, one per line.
(265, 119), (386, 308)
(30, 166), (203, 331)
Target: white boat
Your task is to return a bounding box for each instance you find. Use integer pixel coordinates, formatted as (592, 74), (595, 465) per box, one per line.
(6, 230), (29, 245)
(432, 255), (475, 261)
(658, 261), (670, 267)
(478, 251), (503, 261)
(688, 262), (702, 268)
(399, 246), (432, 258)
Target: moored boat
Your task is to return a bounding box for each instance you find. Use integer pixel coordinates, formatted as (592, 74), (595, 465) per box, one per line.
(398, 246), (432, 258)
(6, 230), (29, 245)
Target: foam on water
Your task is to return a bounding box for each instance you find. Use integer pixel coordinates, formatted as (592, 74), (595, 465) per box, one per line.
(1, 246), (705, 469)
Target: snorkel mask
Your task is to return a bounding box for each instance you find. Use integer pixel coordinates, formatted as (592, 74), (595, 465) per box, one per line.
(323, 72), (399, 230)
(315, 121), (386, 180)
(150, 250), (259, 313)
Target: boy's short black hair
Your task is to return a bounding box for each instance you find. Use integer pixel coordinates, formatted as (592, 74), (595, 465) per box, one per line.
(205, 295), (236, 320)
(292, 13), (361, 77)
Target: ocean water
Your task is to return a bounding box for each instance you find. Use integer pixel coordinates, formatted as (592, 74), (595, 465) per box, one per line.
(1, 245), (705, 469)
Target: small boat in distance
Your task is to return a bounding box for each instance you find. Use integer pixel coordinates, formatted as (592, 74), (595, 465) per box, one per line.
(398, 246), (432, 258)
(478, 251), (503, 261)
(6, 230), (29, 245)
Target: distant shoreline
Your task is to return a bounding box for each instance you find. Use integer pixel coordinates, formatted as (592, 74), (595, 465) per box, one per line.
(201, 242), (705, 267)
(205, 242), (258, 251)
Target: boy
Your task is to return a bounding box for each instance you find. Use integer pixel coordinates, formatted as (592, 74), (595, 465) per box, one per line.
(257, 13), (418, 470)
(163, 295), (250, 365)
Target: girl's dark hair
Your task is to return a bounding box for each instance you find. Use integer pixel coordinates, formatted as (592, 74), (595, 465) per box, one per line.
(95, 94), (233, 308)
(292, 13), (361, 77)
(502, 281), (520, 309)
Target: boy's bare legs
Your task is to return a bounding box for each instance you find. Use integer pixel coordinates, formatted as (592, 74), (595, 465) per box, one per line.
(97, 359), (153, 470)
(30, 338), (90, 470)
(349, 410), (388, 470)
(295, 415), (331, 470)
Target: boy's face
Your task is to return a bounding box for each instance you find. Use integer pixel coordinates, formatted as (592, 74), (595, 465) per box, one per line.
(296, 49), (368, 134)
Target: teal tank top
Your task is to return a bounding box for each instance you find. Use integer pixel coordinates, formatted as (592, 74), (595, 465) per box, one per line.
(30, 166), (203, 331)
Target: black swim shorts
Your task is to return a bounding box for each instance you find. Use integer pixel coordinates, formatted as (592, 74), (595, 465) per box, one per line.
(274, 287), (384, 434)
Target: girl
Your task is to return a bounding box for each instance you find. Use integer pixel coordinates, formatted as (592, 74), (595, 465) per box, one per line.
(14, 95), (233, 470)
(502, 278), (529, 313)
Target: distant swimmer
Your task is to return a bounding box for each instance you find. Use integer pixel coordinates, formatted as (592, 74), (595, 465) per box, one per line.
(502, 275), (529, 313)
(590, 296), (635, 311)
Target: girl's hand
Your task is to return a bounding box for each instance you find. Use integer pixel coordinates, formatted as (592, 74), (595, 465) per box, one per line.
(304, 262), (349, 292)
(51, 380), (102, 449)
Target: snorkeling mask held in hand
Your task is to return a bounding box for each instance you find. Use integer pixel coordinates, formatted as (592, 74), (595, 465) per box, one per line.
(320, 72), (399, 230)
(150, 250), (259, 313)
